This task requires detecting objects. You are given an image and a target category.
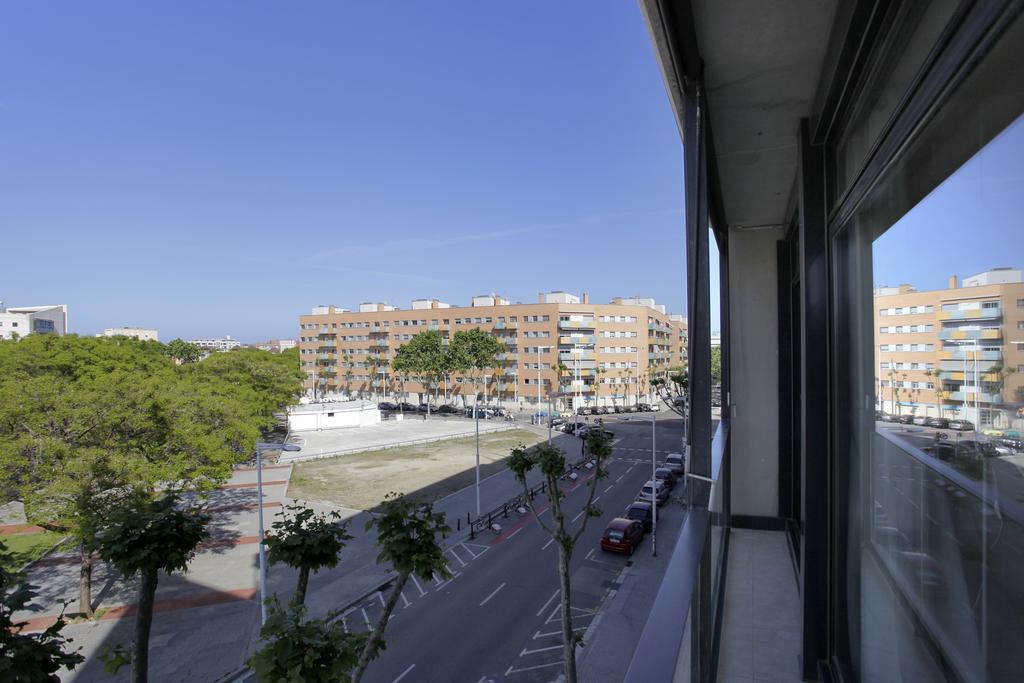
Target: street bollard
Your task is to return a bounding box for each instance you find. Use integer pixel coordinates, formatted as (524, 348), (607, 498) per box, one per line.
(457, 518), (461, 531)
(503, 504), (508, 518)
(487, 512), (492, 527)
(467, 511), (471, 526)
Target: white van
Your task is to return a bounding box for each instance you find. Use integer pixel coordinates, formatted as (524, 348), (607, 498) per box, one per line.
(638, 480), (669, 506)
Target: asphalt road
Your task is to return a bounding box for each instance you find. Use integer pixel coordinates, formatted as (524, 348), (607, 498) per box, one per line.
(345, 417), (688, 683)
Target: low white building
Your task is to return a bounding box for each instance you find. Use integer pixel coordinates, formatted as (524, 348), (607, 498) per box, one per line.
(99, 327), (159, 341)
(255, 339), (297, 353)
(0, 303), (67, 340)
(287, 400), (382, 432)
(189, 336), (242, 352)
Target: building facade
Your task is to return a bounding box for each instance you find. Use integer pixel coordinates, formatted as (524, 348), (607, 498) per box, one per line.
(298, 292), (686, 408)
(189, 336), (242, 352)
(98, 327), (159, 342)
(0, 304), (67, 340)
(875, 269), (1024, 425)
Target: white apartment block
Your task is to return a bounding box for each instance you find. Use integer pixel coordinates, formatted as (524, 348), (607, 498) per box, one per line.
(189, 336), (242, 352)
(0, 303), (68, 340)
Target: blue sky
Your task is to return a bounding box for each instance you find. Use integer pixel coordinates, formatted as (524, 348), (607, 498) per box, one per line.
(0, 1), (688, 342)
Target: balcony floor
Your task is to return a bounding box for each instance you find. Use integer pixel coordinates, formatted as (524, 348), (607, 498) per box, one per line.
(717, 528), (802, 682)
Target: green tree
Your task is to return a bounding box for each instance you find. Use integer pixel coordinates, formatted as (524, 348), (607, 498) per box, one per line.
(249, 599), (367, 683)
(392, 331), (445, 415)
(351, 494), (450, 683)
(264, 503), (351, 606)
(163, 338), (202, 364)
(507, 431), (613, 683)
(448, 328), (503, 408)
(0, 336), (302, 617)
(0, 539), (84, 681)
(652, 365), (689, 419)
(710, 345), (722, 384)
(95, 495), (209, 683)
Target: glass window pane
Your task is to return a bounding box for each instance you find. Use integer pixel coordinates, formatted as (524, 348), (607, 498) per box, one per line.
(834, 15), (1024, 677)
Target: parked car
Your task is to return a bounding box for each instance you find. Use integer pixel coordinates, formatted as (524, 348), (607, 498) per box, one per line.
(664, 452), (686, 476)
(998, 437), (1023, 453)
(465, 407), (495, 418)
(613, 405), (625, 413)
(875, 410), (895, 422)
(912, 415), (928, 426)
(417, 403), (429, 413)
(896, 414), (915, 424)
(654, 467), (677, 490)
(550, 417), (566, 428)
(625, 501), (653, 532)
(437, 404), (460, 414)
(600, 518), (645, 555)
(377, 402), (397, 411)
(638, 403), (654, 412)
(948, 419), (974, 431)
(397, 402), (417, 412)
(638, 480), (669, 506)
(925, 417), (950, 429)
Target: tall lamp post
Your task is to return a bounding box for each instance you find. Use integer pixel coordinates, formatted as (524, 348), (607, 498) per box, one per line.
(255, 441), (301, 625)
(651, 410), (657, 557)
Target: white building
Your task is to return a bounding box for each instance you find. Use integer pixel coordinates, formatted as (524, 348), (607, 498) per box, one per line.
(0, 303), (67, 340)
(255, 339), (297, 353)
(189, 336), (241, 352)
(99, 327), (159, 341)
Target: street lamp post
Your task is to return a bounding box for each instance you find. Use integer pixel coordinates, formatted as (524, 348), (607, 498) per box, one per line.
(651, 410), (657, 557)
(255, 441), (301, 625)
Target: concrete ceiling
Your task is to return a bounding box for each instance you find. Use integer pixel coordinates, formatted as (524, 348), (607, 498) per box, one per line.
(692, 0), (838, 230)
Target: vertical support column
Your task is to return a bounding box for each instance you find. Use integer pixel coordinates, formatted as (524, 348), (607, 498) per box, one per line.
(797, 118), (829, 679)
(684, 81), (714, 683)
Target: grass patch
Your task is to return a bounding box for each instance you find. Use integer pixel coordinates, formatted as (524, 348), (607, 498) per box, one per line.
(288, 428), (546, 510)
(2, 530), (65, 571)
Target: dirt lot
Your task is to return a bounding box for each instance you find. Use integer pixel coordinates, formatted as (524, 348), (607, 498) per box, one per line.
(287, 428), (545, 510)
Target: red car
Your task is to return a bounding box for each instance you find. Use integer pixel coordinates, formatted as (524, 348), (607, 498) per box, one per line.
(600, 518), (644, 555)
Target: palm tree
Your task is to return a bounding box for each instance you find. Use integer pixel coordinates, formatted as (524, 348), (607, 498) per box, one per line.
(343, 353), (354, 398)
(595, 366), (606, 408)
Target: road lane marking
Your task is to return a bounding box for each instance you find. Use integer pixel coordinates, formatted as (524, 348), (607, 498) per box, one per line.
(506, 661), (564, 675)
(571, 510), (585, 523)
(448, 547), (468, 567)
(593, 496), (600, 504)
(506, 528), (522, 540)
(533, 627), (586, 639)
(377, 592), (386, 608)
(410, 575), (427, 597)
(479, 582), (507, 607)
(615, 474), (624, 483)
(604, 485), (614, 493)
(585, 549), (594, 560)
(520, 644), (563, 656)
(541, 538), (554, 550)
(361, 608), (372, 630)
(536, 589), (560, 617)
(400, 592), (410, 608)
(392, 664), (416, 682)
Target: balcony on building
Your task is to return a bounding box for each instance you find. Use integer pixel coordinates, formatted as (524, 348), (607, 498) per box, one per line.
(559, 350), (594, 362)
(938, 327), (1003, 341)
(936, 305), (1002, 322)
(558, 317), (595, 329)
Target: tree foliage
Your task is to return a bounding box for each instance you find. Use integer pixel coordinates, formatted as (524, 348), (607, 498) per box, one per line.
(0, 540), (84, 682)
(95, 495), (209, 683)
(652, 365), (688, 418)
(264, 503), (351, 606)
(249, 599), (368, 683)
(352, 494), (450, 683)
(163, 339), (202, 365)
(507, 431), (612, 683)
(448, 328), (503, 404)
(0, 335), (303, 617)
(392, 331), (445, 409)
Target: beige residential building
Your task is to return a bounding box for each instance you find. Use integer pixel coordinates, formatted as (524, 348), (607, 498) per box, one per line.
(298, 292), (687, 409)
(98, 327), (159, 341)
(875, 268), (1024, 426)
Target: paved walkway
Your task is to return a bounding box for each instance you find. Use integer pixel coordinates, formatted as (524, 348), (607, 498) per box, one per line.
(18, 423), (582, 682)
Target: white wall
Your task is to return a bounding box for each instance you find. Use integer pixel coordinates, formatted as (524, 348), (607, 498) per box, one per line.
(288, 402), (382, 432)
(728, 227), (782, 518)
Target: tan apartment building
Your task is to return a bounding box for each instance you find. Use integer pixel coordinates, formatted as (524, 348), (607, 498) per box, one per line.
(875, 267), (1024, 426)
(298, 291), (687, 410)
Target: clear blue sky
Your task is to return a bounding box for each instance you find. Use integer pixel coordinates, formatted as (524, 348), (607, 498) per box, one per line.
(0, 1), (688, 342)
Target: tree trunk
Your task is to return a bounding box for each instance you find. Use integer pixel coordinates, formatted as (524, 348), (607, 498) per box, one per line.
(557, 539), (577, 683)
(133, 570), (159, 683)
(79, 544), (94, 617)
(295, 565), (310, 606)
(352, 572), (410, 683)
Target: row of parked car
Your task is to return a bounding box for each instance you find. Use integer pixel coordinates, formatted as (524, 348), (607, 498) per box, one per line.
(377, 402), (511, 418)
(876, 411), (975, 432)
(577, 403), (658, 416)
(601, 452), (686, 555)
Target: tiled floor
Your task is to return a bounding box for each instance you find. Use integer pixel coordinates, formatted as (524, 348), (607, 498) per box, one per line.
(716, 528), (803, 682)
